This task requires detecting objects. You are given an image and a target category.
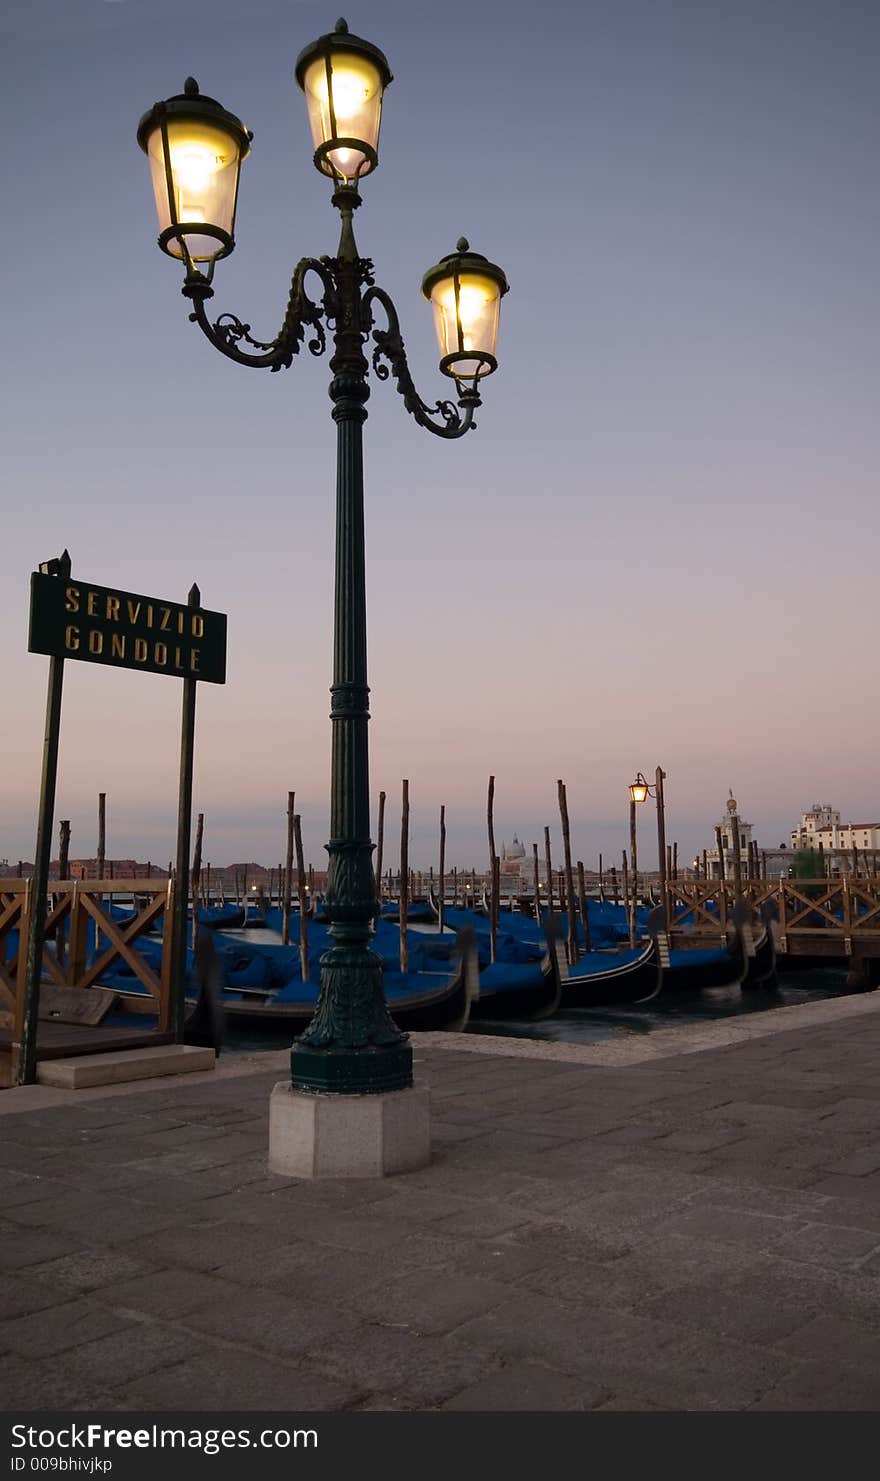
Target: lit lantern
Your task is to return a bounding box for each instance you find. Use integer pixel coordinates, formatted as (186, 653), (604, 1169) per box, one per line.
(295, 19), (392, 183)
(137, 78), (251, 263)
(629, 774), (650, 805)
(422, 239), (509, 381)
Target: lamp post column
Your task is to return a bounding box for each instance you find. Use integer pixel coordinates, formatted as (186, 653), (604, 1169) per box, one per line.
(655, 766), (668, 915)
(290, 190), (412, 1096)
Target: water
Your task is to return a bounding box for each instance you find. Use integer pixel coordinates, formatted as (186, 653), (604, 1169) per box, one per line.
(467, 965), (855, 1046)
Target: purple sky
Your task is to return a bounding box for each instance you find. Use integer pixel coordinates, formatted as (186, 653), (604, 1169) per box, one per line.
(2, 0), (878, 875)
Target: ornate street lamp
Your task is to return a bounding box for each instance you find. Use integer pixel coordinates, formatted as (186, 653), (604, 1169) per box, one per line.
(137, 19), (508, 1105)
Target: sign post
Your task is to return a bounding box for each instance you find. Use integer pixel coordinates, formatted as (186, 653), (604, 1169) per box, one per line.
(20, 559), (227, 1084)
(18, 552), (71, 1085)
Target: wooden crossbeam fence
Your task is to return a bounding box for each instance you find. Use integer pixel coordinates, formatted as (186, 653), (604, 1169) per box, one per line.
(665, 877), (880, 957)
(0, 878), (175, 1083)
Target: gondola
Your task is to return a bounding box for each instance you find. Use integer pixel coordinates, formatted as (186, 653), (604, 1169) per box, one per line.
(469, 936), (562, 1021)
(185, 926), (478, 1035)
(556, 939), (662, 1007)
(652, 901), (748, 992)
(552, 907), (665, 1007)
(196, 904), (246, 930)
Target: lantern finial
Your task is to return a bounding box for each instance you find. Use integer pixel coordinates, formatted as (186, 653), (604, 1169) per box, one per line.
(335, 18), (349, 33)
(184, 77), (199, 96)
(456, 236), (469, 252)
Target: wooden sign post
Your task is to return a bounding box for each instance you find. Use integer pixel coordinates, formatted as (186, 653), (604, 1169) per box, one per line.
(20, 555), (227, 1084)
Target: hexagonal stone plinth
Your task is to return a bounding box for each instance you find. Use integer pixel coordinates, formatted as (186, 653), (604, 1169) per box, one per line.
(268, 1080), (431, 1178)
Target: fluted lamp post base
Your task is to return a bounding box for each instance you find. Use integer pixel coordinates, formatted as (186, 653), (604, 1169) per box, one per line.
(268, 1080), (431, 1179)
(291, 1040), (413, 1096)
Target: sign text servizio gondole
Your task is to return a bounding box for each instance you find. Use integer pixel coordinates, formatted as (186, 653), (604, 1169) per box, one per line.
(28, 573), (227, 685)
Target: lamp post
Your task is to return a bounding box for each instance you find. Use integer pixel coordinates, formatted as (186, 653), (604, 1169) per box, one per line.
(137, 21), (507, 1113)
(629, 767), (668, 914)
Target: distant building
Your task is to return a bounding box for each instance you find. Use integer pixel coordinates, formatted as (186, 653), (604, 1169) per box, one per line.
(704, 792), (755, 880)
(498, 835), (529, 892)
(791, 805), (880, 857)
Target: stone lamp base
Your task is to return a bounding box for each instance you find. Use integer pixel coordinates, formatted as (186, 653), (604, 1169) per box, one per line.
(268, 1081), (431, 1178)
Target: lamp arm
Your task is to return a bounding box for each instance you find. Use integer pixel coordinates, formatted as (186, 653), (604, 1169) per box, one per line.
(362, 285), (478, 439)
(184, 258), (334, 371)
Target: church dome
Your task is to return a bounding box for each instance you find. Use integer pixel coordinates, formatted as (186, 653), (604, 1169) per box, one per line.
(503, 834), (526, 861)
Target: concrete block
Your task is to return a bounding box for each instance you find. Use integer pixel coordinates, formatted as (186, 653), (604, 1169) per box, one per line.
(268, 1081), (431, 1178)
(36, 1045), (215, 1089)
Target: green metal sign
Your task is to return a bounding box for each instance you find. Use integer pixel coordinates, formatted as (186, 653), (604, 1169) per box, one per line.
(28, 572), (227, 685)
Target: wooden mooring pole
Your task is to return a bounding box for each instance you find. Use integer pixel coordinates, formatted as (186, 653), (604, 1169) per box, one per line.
(282, 790), (295, 946)
(655, 766), (668, 916)
(577, 861), (591, 950)
(629, 799), (638, 948)
(557, 780), (578, 964)
(487, 775), (498, 964)
(97, 793), (106, 881)
(399, 780), (409, 974)
(375, 790), (386, 903)
(191, 812), (204, 949)
(438, 804), (446, 933)
(622, 850), (630, 944)
(532, 843), (541, 924)
(293, 813), (309, 981)
(730, 811), (743, 900)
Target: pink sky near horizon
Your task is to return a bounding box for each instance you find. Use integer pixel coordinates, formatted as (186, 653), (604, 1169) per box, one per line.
(1, 0), (878, 874)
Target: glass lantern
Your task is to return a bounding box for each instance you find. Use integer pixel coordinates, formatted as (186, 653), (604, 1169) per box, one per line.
(295, 20), (392, 182)
(137, 79), (251, 263)
(422, 239), (509, 380)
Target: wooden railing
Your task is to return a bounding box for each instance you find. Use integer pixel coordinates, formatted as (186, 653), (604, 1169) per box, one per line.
(0, 880), (29, 1037)
(666, 877), (880, 956)
(0, 878), (176, 1062)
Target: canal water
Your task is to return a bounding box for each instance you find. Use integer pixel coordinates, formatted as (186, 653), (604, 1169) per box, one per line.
(466, 965), (855, 1046)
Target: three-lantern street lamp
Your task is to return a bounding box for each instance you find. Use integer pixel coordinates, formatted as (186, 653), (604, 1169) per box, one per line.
(138, 19), (508, 1099)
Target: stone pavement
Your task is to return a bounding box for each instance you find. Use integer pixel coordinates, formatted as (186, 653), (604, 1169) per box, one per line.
(2, 994), (880, 1412)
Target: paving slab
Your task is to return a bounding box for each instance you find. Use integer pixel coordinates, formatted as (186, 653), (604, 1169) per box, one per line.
(2, 993), (880, 1410)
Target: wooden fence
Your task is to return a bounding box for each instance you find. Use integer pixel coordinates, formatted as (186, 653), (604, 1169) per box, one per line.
(666, 877), (880, 958)
(1, 878), (175, 1080)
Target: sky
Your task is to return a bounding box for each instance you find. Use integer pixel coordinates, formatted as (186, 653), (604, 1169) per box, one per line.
(1, 0), (878, 875)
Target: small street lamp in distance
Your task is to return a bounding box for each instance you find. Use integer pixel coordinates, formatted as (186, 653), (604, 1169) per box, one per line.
(136, 19), (508, 1178)
(629, 768), (668, 913)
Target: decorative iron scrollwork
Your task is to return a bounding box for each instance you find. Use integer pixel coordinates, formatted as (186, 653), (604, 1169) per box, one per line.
(362, 286), (479, 439)
(187, 256), (334, 370)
